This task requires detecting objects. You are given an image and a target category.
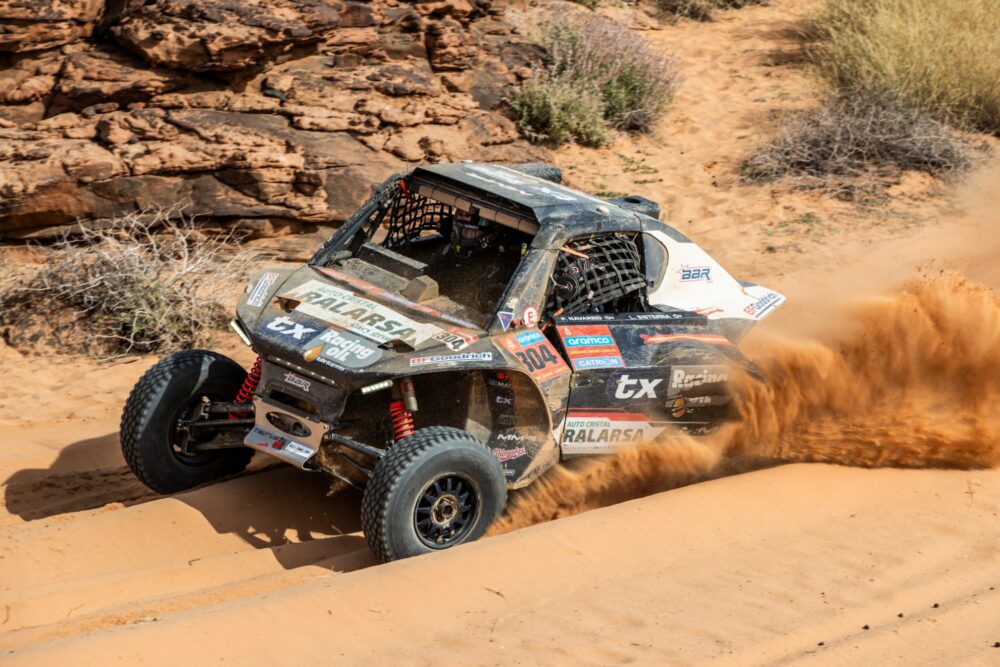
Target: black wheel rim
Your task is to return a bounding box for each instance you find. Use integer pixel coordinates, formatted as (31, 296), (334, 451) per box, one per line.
(414, 474), (480, 549)
(168, 395), (223, 466)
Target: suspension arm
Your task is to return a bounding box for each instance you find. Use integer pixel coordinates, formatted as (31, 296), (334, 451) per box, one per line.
(322, 432), (385, 461)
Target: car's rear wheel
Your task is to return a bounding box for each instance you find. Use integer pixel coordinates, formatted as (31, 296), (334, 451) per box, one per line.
(361, 427), (507, 563)
(120, 350), (254, 494)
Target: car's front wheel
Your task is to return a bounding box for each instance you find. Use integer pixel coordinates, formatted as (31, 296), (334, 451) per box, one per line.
(120, 350), (254, 494)
(361, 427), (507, 563)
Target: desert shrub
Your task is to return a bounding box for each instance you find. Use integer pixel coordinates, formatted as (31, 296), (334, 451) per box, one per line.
(512, 16), (678, 146)
(511, 79), (608, 147)
(657, 0), (767, 21)
(567, 0), (600, 9)
(0, 208), (254, 357)
(813, 0), (1000, 133)
(741, 97), (971, 195)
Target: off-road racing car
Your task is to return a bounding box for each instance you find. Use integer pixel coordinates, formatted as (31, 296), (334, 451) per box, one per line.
(121, 162), (784, 562)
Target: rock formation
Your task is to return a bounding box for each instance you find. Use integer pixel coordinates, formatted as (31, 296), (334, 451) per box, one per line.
(0, 0), (545, 238)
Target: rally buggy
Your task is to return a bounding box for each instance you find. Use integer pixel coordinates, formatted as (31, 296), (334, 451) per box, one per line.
(121, 162), (784, 562)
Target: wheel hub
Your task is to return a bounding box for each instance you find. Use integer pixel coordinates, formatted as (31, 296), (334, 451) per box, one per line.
(414, 474), (478, 548)
(431, 494), (459, 525)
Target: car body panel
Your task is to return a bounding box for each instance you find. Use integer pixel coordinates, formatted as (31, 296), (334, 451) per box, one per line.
(555, 313), (739, 455)
(234, 162), (783, 489)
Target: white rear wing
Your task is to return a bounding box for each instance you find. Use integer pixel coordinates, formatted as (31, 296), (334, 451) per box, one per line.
(645, 230), (784, 326)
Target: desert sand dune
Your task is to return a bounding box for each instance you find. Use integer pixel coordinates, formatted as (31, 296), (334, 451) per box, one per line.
(5, 464), (998, 665)
(2, 1), (999, 664)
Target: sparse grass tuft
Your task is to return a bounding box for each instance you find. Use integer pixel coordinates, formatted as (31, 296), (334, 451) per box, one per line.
(0, 208), (254, 357)
(511, 16), (679, 147)
(741, 97), (972, 197)
(813, 0), (1000, 134)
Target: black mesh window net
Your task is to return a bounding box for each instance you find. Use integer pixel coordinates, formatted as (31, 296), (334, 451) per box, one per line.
(547, 234), (647, 316)
(380, 189), (452, 250)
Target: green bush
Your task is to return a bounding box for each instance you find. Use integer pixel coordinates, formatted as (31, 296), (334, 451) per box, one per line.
(512, 17), (678, 146)
(813, 0), (1000, 133)
(510, 79), (607, 147)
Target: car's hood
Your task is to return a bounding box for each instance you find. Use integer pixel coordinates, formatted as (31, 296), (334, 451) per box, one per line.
(241, 265), (487, 379)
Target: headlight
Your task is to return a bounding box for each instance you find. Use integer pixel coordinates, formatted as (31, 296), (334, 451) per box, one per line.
(229, 319), (252, 347)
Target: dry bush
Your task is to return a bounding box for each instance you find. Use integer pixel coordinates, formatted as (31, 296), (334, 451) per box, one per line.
(512, 16), (679, 147)
(0, 208), (254, 357)
(813, 0), (1000, 134)
(657, 0), (767, 21)
(741, 97), (972, 197)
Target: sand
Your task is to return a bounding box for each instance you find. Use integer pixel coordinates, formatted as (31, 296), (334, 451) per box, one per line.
(6, 464), (1000, 666)
(2, 1), (999, 664)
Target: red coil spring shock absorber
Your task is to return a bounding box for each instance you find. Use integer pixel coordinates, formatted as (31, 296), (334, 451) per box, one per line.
(389, 400), (415, 442)
(231, 357), (262, 415)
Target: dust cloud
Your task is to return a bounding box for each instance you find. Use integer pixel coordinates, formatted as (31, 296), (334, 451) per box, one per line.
(491, 173), (1000, 535)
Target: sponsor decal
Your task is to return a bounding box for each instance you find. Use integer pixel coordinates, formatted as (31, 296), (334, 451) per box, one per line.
(248, 426), (287, 449)
(283, 280), (440, 345)
(433, 330), (478, 351)
(614, 374), (662, 399)
(515, 330), (544, 346)
(742, 291), (782, 319)
(266, 315), (317, 341)
(284, 441), (317, 459)
(678, 265), (712, 282)
(303, 329), (382, 369)
(522, 306), (539, 326)
(319, 267), (478, 329)
(622, 312), (699, 321)
(247, 272), (279, 308)
(575, 356), (624, 369)
(283, 372), (311, 392)
(496, 414), (517, 427)
(409, 352), (493, 367)
(494, 395), (514, 406)
(500, 330), (570, 383)
(640, 332), (732, 346)
(245, 426), (316, 462)
(495, 432), (524, 444)
(497, 311), (514, 331)
(556, 312), (701, 324)
(557, 324), (625, 370)
(562, 411), (665, 453)
(669, 366), (729, 391)
(492, 446), (528, 463)
(564, 335), (614, 347)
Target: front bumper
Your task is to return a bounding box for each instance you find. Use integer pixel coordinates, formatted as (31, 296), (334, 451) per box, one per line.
(241, 356), (345, 470)
(244, 394), (327, 469)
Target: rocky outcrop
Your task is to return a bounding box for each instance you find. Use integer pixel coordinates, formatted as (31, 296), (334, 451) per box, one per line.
(111, 0), (343, 71)
(0, 0), (105, 53)
(0, 0), (545, 238)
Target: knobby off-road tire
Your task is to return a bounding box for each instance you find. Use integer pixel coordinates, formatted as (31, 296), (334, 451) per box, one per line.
(120, 350), (254, 494)
(361, 427), (507, 563)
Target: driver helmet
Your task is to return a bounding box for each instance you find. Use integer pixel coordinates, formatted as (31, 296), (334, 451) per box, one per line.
(451, 207), (492, 255)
